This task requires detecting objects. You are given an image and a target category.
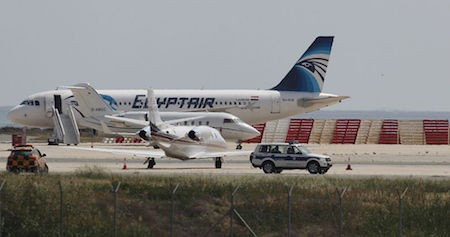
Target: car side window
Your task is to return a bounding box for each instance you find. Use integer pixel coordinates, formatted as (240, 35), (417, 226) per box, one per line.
(270, 146), (281, 153)
(287, 146), (294, 154)
(293, 147), (303, 155)
(259, 145), (270, 153)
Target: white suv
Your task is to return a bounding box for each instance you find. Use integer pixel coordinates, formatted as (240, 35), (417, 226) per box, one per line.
(250, 143), (332, 174)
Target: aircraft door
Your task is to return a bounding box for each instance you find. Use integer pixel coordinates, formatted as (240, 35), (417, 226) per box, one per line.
(271, 93), (281, 114)
(54, 95), (62, 114)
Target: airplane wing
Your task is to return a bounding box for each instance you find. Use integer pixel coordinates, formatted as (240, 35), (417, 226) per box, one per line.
(67, 146), (166, 158)
(105, 115), (148, 127)
(67, 146), (252, 160)
(188, 150), (253, 159)
(104, 115), (206, 127)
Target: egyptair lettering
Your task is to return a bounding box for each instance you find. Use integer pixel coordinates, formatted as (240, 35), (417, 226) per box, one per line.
(131, 95), (215, 109)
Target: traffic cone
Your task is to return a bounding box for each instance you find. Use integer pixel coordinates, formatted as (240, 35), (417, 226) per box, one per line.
(122, 158), (127, 170)
(346, 157), (352, 170)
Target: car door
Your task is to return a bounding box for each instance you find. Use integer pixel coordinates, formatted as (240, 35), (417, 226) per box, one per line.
(291, 146), (308, 168)
(268, 145), (289, 167)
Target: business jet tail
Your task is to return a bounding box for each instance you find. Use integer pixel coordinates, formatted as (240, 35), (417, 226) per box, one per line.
(271, 36), (334, 92)
(68, 83), (118, 118)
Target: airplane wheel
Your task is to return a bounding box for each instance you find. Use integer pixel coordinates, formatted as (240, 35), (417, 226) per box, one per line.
(146, 158), (156, 169)
(215, 158), (222, 169)
(236, 144), (242, 150)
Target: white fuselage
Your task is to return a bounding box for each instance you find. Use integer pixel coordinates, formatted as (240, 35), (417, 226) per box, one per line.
(147, 125), (227, 160)
(8, 89), (346, 128)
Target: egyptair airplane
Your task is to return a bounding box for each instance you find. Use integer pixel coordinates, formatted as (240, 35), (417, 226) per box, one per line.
(71, 89), (252, 169)
(67, 83), (260, 147)
(8, 36), (348, 130)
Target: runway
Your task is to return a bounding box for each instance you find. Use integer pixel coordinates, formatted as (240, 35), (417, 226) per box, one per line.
(1, 143), (449, 177)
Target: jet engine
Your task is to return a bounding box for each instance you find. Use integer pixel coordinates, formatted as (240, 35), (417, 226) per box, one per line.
(138, 126), (151, 141)
(187, 130), (200, 141)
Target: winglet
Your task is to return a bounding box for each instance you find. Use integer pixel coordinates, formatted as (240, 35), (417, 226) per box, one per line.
(271, 36), (334, 92)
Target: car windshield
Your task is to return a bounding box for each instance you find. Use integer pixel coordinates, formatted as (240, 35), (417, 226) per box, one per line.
(12, 150), (32, 156)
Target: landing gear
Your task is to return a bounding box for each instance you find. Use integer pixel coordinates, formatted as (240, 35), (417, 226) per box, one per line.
(144, 157), (156, 169)
(236, 144), (243, 150)
(215, 157), (222, 169)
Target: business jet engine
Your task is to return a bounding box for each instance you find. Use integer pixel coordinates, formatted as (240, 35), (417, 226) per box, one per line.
(138, 126), (151, 141)
(187, 126), (215, 142)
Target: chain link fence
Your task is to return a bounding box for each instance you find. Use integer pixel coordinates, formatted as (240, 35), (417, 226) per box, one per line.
(0, 175), (448, 236)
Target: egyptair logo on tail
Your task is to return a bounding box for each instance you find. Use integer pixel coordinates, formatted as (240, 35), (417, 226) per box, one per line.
(297, 56), (329, 83)
(100, 94), (118, 111)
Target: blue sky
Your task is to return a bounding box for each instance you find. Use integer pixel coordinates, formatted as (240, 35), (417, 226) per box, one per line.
(1, 1), (450, 111)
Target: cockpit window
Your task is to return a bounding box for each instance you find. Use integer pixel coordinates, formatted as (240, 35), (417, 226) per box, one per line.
(20, 100), (40, 106)
(223, 118), (233, 123)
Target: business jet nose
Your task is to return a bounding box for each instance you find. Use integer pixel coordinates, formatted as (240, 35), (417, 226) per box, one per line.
(241, 124), (261, 140)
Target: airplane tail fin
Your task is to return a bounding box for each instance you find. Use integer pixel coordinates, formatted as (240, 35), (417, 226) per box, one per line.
(271, 36), (334, 92)
(68, 83), (117, 117)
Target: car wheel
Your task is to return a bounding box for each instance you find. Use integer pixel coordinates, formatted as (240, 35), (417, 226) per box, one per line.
(274, 168), (283, 174)
(262, 161), (275, 174)
(307, 161), (320, 174)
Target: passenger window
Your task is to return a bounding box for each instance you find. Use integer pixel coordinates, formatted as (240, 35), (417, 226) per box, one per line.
(287, 146), (294, 154)
(294, 147), (302, 155)
(270, 146), (281, 153)
(259, 145), (269, 153)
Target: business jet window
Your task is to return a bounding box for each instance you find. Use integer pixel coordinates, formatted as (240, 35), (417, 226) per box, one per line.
(206, 121), (210, 125)
(223, 118), (233, 123)
(199, 121), (202, 125)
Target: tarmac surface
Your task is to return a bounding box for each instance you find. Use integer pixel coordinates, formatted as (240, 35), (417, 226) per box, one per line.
(1, 143), (450, 177)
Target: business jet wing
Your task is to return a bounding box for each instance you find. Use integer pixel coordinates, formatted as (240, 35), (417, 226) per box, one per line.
(68, 146), (252, 160)
(187, 150), (253, 159)
(104, 115), (206, 127)
(67, 146), (167, 158)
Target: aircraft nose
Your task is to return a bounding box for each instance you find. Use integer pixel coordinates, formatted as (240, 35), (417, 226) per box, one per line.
(242, 124), (261, 140)
(7, 105), (22, 123)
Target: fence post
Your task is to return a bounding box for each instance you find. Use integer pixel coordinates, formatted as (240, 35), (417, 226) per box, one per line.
(59, 181), (64, 237)
(0, 180), (6, 237)
(170, 183), (180, 237)
(112, 182), (121, 237)
(397, 187), (408, 237)
(287, 185), (294, 237)
(230, 185), (240, 237)
(336, 187), (348, 237)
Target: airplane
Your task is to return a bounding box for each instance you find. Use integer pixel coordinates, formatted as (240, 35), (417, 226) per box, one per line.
(71, 89), (252, 169)
(67, 83), (260, 148)
(8, 36), (349, 132)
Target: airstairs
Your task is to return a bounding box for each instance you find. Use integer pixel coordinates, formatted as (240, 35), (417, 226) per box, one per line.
(50, 105), (80, 145)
